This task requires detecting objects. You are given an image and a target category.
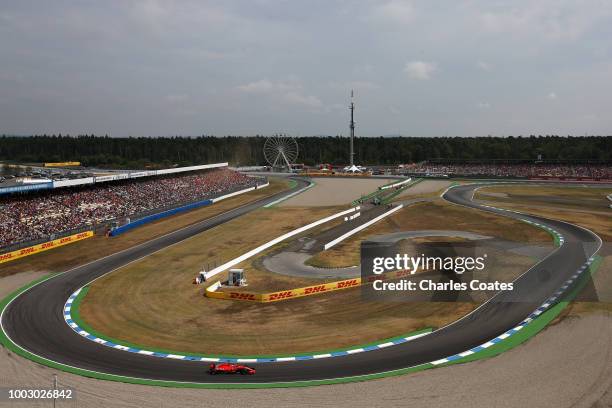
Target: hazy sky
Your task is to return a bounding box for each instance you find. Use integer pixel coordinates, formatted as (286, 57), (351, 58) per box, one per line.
(1, 0), (611, 137)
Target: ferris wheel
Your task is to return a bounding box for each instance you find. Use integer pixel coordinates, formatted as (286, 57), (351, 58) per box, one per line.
(263, 134), (299, 171)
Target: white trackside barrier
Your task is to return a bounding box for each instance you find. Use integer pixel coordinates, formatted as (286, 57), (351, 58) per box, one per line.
(324, 204), (403, 250)
(206, 281), (222, 292)
(344, 212), (361, 222)
(211, 182), (268, 203)
(379, 178), (412, 190)
(203, 206), (360, 280)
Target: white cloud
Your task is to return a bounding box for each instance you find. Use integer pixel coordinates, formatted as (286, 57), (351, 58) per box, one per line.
(404, 61), (437, 80)
(389, 105), (400, 115)
(328, 80), (379, 91)
(2, 1), (612, 136)
(480, 10), (528, 34)
(237, 79), (284, 93)
(324, 103), (345, 113)
(236, 78), (305, 94)
(283, 91), (322, 108)
(165, 94), (189, 103)
(477, 61), (492, 71)
(374, 0), (414, 24)
(236, 79), (322, 109)
(133, 0), (167, 22)
(547, 92), (557, 100)
(128, 1), (236, 32)
(478, 2), (612, 42)
(582, 113), (597, 120)
(352, 64), (374, 75)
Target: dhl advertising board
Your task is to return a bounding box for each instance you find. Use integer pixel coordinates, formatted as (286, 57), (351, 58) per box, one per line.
(262, 278), (362, 302)
(0, 231), (94, 264)
(207, 269), (414, 303)
(224, 278), (362, 302)
(44, 161), (81, 167)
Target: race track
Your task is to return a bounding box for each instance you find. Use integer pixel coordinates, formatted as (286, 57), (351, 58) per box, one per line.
(1, 182), (602, 384)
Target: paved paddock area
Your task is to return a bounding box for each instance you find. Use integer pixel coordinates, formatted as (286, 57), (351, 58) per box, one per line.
(279, 177), (394, 207)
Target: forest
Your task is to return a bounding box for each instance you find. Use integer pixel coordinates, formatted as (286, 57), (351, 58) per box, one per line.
(0, 135), (609, 168)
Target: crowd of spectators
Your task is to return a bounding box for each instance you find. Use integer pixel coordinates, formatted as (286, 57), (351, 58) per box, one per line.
(0, 169), (258, 249)
(409, 163), (611, 179)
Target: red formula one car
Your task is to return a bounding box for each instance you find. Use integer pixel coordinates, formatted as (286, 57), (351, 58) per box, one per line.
(208, 363), (256, 375)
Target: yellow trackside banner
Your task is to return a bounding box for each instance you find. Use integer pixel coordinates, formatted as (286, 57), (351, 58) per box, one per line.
(0, 231), (94, 264)
(216, 278), (362, 302)
(206, 269), (415, 303)
(44, 161), (81, 167)
(262, 278), (362, 302)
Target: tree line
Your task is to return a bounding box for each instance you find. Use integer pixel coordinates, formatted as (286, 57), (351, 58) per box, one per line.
(0, 135), (610, 168)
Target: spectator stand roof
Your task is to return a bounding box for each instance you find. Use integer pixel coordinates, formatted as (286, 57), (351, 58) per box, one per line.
(0, 162), (228, 196)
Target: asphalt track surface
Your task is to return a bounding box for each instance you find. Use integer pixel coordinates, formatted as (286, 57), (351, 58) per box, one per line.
(1, 182), (602, 384)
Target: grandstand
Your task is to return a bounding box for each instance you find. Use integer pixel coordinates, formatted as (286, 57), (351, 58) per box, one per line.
(405, 161), (611, 180)
(0, 167), (262, 250)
